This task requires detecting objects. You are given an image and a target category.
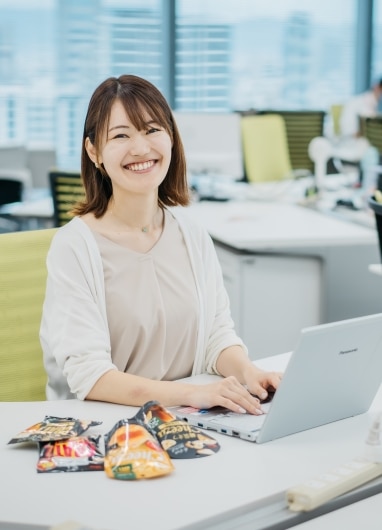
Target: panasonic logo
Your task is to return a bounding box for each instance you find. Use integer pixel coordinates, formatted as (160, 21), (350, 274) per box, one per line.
(339, 348), (358, 355)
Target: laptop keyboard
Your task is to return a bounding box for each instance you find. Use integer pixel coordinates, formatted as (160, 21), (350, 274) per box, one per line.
(208, 400), (272, 431)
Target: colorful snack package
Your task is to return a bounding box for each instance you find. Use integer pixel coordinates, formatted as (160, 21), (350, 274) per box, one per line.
(104, 418), (174, 480)
(37, 435), (104, 473)
(8, 415), (102, 444)
(135, 401), (220, 458)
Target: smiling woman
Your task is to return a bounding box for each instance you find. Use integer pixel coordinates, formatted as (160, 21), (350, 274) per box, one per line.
(85, 99), (173, 210)
(39, 74), (282, 414)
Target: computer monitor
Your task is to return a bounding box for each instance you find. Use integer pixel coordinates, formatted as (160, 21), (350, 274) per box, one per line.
(172, 112), (244, 181)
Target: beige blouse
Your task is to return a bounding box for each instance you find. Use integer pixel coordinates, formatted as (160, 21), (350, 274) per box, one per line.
(91, 209), (198, 381)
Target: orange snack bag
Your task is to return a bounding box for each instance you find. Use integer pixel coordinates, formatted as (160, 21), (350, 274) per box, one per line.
(104, 418), (174, 480)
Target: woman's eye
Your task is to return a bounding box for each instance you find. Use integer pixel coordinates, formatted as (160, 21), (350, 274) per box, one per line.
(147, 127), (160, 134)
(113, 133), (128, 139)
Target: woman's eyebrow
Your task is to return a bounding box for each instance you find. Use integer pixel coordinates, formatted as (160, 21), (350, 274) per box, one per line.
(108, 125), (130, 132)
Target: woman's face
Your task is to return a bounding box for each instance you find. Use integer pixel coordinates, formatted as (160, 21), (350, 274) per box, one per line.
(91, 99), (172, 198)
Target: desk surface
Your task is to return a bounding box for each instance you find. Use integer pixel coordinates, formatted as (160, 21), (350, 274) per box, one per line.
(1, 354), (382, 530)
(0, 188), (53, 223)
(184, 200), (377, 251)
(296, 493), (382, 530)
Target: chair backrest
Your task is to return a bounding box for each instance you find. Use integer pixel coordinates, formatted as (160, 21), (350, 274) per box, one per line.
(330, 104), (343, 137)
(363, 117), (382, 156)
(49, 170), (84, 227)
(241, 114), (292, 183)
(259, 110), (326, 173)
(0, 178), (23, 206)
(0, 228), (57, 401)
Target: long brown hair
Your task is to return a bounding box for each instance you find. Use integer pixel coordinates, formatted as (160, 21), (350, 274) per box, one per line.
(73, 74), (190, 217)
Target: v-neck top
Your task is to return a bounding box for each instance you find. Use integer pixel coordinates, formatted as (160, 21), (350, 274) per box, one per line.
(41, 210), (247, 401)
(91, 209), (198, 380)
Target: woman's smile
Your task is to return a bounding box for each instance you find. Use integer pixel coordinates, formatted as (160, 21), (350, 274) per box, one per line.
(124, 159), (157, 172)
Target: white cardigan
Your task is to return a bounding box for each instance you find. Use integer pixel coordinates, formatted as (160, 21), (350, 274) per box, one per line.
(40, 208), (246, 400)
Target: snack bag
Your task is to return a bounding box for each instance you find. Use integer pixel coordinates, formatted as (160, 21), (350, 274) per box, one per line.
(37, 435), (104, 473)
(8, 416), (102, 444)
(135, 401), (220, 458)
(104, 418), (174, 480)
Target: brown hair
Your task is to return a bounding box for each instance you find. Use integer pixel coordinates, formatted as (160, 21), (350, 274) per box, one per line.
(73, 74), (190, 217)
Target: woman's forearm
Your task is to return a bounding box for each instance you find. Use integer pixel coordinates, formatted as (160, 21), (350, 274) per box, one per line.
(85, 369), (195, 407)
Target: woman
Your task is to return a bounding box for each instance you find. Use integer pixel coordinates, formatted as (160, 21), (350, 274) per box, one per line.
(40, 74), (282, 414)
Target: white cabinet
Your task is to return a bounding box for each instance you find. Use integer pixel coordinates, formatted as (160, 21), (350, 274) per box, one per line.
(215, 244), (322, 359)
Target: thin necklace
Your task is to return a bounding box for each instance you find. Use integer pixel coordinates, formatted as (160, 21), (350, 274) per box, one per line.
(111, 207), (162, 234)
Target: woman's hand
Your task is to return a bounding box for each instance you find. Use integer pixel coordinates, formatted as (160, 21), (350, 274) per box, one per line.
(184, 376), (265, 415)
(211, 345), (283, 413)
(242, 365), (283, 401)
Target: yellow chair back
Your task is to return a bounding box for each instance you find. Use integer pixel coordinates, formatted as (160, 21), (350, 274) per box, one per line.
(241, 114), (293, 183)
(0, 228), (57, 401)
(330, 104), (343, 137)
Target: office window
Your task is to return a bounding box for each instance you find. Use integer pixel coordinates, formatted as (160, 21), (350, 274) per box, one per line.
(372, 0), (382, 84)
(0, 0), (366, 171)
(0, 0), (164, 170)
(176, 0), (356, 112)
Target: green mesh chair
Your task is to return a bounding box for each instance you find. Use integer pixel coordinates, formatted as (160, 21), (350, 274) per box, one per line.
(49, 170), (84, 227)
(0, 228), (57, 401)
(363, 116), (382, 156)
(259, 110), (326, 174)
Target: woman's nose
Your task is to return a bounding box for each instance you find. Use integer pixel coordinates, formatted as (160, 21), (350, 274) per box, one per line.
(129, 133), (151, 156)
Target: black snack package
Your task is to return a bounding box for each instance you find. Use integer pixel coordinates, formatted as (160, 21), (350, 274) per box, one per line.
(8, 415), (102, 444)
(135, 401), (220, 458)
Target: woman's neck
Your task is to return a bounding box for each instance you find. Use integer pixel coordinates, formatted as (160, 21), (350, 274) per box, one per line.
(107, 196), (163, 234)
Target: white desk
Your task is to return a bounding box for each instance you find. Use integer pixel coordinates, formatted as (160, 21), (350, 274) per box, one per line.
(183, 199), (382, 358)
(0, 189), (54, 230)
(185, 200), (376, 251)
(1, 354), (382, 530)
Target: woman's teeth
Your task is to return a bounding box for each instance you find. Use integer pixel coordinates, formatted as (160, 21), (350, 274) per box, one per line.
(126, 160), (155, 171)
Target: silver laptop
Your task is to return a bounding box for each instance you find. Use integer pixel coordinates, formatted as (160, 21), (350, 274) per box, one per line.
(171, 313), (382, 443)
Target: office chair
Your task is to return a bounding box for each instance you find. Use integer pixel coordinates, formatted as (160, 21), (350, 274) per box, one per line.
(241, 114), (294, 182)
(0, 178), (23, 206)
(259, 110), (326, 174)
(0, 178), (24, 232)
(0, 228), (57, 400)
(49, 170), (84, 226)
(330, 104), (343, 138)
(363, 117), (382, 156)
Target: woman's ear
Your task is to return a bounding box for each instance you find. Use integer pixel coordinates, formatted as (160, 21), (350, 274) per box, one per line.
(85, 137), (102, 166)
